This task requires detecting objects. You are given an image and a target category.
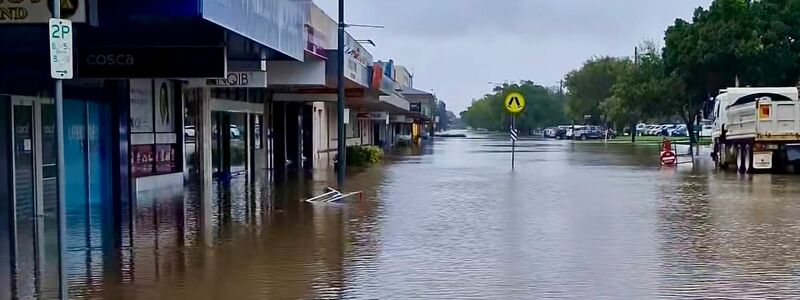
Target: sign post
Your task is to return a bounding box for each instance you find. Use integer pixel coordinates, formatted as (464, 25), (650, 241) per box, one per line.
(49, 2), (72, 298)
(504, 92), (526, 170)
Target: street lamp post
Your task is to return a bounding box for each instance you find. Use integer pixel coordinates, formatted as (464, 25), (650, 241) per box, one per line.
(337, 0), (346, 188)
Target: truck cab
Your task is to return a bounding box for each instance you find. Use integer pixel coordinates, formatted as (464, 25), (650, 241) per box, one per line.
(710, 90), (730, 141)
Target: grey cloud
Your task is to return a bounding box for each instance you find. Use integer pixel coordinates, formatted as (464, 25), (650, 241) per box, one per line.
(316, 0), (709, 113)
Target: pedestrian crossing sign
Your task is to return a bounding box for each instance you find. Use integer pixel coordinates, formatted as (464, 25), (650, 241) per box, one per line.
(504, 92), (526, 114)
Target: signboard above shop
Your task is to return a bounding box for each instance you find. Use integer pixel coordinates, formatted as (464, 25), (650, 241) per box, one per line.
(186, 71), (268, 88)
(305, 3), (334, 59)
(1, 0), (86, 23)
(77, 46), (226, 78)
(357, 112), (389, 121)
(323, 31), (373, 88)
(371, 64), (397, 95)
(203, 0), (306, 61)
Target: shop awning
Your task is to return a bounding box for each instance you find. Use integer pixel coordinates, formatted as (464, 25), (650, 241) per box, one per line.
(201, 0), (306, 61)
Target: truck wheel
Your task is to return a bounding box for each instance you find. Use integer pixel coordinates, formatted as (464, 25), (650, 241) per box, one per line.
(743, 144), (753, 174)
(715, 141), (729, 169)
(735, 145), (745, 173)
(736, 144), (753, 174)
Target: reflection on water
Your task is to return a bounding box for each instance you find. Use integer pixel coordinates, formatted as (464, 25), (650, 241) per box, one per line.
(70, 133), (800, 299)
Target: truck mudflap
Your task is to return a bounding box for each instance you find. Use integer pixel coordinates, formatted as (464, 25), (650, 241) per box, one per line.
(753, 151), (773, 169)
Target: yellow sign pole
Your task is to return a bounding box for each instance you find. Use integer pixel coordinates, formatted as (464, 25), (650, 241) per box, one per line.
(504, 92), (526, 170)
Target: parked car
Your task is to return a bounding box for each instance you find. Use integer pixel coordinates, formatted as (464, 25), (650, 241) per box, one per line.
(644, 125), (660, 136)
(604, 128), (617, 139)
(555, 127), (568, 139)
(669, 124), (688, 137)
(565, 127), (575, 139)
(635, 123), (647, 135)
(658, 124), (677, 136)
(543, 127), (558, 138)
(574, 125), (604, 140)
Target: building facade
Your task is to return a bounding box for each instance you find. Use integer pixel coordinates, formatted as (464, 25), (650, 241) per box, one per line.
(0, 0), (305, 298)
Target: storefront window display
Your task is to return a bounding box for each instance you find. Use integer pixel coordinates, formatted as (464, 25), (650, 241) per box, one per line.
(129, 79), (181, 177)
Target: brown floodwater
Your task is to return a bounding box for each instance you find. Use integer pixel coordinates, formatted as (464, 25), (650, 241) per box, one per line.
(70, 132), (800, 299)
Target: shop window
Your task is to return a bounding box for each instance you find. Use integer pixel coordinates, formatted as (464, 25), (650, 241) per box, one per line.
(129, 79), (181, 177)
(348, 119), (360, 138)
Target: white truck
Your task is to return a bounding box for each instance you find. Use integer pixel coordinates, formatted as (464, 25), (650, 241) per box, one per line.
(710, 87), (800, 173)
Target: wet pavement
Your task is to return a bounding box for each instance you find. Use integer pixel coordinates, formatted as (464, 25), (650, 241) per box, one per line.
(76, 132), (800, 299)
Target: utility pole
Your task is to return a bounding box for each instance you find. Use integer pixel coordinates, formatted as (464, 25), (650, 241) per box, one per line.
(631, 46), (639, 144)
(337, 0), (346, 188)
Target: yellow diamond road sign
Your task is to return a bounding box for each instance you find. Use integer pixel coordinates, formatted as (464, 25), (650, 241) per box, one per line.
(504, 92), (526, 114)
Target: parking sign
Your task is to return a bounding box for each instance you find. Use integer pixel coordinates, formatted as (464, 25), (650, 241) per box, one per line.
(49, 18), (73, 79)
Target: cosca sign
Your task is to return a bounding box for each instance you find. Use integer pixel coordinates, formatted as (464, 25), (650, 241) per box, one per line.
(86, 54), (135, 66)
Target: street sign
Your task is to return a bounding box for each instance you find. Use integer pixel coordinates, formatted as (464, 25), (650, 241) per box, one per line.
(504, 92), (526, 114)
(49, 18), (73, 79)
(660, 151), (677, 167)
(510, 128), (518, 142)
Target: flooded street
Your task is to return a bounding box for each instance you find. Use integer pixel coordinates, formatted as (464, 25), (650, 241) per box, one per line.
(84, 132), (800, 299)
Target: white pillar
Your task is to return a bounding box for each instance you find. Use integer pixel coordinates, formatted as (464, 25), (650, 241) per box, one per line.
(196, 87), (214, 246)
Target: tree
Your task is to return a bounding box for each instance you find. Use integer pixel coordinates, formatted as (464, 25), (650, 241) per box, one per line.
(436, 100), (452, 131)
(461, 81), (566, 132)
(604, 42), (680, 132)
(564, 57), (631, 124)
(746, 0), (800, 86)
(663, 0), (761, 142)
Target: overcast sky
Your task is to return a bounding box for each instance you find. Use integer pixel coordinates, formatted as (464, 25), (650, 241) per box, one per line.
(315, 0), (711, 113)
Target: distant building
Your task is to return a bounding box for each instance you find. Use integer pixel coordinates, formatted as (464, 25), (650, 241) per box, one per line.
(394, 65), (414, 89)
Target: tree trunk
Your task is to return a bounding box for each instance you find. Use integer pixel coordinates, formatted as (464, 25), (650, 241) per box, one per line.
(678, 111), (694, 145)
(687, 122), (697, 145)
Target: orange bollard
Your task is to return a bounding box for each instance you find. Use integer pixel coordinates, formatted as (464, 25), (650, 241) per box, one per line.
(662, 137), (672, 153)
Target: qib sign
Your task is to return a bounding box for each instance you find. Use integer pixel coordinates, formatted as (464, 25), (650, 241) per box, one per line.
(186, 71), (269, 88)
(1, 0), (86, 23)
(210, 72), (268, 88)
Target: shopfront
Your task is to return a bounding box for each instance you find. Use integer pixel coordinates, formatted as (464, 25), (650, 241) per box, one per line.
(209, 88), (267, 180)
(0, 91), (116, 299)
(128, 79), (184, 194)
(1, 0), (307, 297)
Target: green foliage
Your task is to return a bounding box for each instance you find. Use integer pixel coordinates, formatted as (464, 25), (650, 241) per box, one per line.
(662, 0), (800, 122)
(603, 42), (684, 127)
(564, 57), (631, 123)
(461, 81), (566, 131)
(584, 0), (800, 133)
(346, 145), (383, 166)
